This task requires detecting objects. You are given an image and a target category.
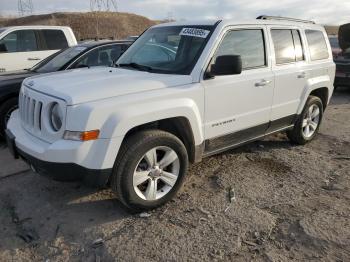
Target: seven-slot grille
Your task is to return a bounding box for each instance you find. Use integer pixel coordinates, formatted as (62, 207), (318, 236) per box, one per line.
(19, 91), (43, 132)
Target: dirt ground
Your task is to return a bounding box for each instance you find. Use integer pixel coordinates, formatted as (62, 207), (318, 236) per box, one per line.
(0, 88), (349, 262)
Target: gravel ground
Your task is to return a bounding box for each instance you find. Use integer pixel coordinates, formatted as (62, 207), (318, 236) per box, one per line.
(0, 88), (349, 262)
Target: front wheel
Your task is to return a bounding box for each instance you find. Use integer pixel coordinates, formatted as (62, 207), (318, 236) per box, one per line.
(111, 130), (189, 212)
(287, 96), (323, 145)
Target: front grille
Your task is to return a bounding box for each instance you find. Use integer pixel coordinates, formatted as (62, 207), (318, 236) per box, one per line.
(19, 91), (43, 132)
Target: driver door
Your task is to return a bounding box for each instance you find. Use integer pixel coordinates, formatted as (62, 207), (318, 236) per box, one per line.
(203, 26), (274, 153)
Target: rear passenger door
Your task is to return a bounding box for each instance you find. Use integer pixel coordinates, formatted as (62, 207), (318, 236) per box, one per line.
(268, 27), (308, 131)
(203, 26), (274, 152)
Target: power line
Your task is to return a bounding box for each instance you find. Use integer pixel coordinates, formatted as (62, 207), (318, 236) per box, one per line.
(90, 0), (118, 12)
(18, 0), (34, 16)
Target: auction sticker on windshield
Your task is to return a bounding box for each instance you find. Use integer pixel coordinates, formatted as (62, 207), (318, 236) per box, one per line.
(180, 28), (210, 38)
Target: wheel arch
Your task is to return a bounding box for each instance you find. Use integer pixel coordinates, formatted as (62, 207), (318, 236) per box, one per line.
(309, 87), (329, 110)
(120, 117), (198, 164)
(297, 77), (333, 114)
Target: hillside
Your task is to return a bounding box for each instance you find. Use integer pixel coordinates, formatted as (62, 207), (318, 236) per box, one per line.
(0, 13), (342, 39)
(0, 12), (157, 40)
(325, 25), (339, 35)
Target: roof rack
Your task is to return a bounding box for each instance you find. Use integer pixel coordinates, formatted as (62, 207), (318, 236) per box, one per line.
(257, 15), (315, 24)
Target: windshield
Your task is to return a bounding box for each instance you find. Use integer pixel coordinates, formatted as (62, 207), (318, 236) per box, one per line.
(32, 46), (88, 73)
(117, 25), (215, 74)
(329, 37), (340, 49)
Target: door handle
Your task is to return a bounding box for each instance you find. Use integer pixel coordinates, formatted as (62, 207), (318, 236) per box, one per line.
(255, 79), (271, 87)
(297, 72), (306, 78)
(27, 57), (41, 61)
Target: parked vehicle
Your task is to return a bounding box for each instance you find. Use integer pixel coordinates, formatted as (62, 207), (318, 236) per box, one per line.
(334, 24), (350, 88)
(0, 26), (77, 72)
(6, 16), (335, 211)
(0, 40), (132, 137)
(329, 35), (341, 58)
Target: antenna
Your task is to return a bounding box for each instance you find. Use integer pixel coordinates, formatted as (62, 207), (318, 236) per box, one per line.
(90, 0), (118, 12)
(18, 0), (34, 16)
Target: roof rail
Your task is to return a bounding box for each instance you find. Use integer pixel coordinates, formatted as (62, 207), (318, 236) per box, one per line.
(257, 15), (315, 24)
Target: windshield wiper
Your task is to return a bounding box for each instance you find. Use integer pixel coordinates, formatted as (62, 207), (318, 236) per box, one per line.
(25, 68), (36, 73)
(116, 62), (153, 72)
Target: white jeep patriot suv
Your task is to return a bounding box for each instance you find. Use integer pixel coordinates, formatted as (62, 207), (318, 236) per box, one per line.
(6, 16), (335, 211)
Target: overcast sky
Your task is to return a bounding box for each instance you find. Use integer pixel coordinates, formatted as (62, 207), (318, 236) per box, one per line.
(0, 0), (349, 25)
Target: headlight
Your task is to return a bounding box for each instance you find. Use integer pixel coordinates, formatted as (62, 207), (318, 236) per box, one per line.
(50, 103), (63, 132)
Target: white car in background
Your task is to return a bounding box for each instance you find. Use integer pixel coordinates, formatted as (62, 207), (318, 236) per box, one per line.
(0, 26), (77, 72)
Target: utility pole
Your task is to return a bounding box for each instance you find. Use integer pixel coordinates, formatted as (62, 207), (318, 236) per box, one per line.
(18, 0), (34, 17)
(167, 12), (174, 22)
(90, 0), (118, 12)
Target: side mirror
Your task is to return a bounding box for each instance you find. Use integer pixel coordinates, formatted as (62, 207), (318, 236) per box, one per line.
(0, 43), (8, 53)
(208, 55), (242, 77)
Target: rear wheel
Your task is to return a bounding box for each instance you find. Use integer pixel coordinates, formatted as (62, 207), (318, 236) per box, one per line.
(111, 129), (189, 212)
(287, 96), (323, 145)
(0, 97), (18, 139)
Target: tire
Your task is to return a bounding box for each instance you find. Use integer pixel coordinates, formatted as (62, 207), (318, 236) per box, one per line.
(111, 129), (189, 212)
(0, 97), (18, 139)
(287, 96), (323, 145)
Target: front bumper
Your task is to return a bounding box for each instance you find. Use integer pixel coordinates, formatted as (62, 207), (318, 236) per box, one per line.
(17, 143), (111, 187)
(6, 110), (123, 187)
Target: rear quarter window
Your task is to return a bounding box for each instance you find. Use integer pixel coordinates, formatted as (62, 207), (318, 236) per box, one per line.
(42, 30), (68, 50)
(305, 30), (329, 61)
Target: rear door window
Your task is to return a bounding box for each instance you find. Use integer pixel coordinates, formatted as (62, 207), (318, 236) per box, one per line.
(292, 30), (304, 61)
(305, 30), (329, 61)
(271, 30), (295, 64)
(0, 30), (38, 52)
(271, 29), (305, 64)
(41, 30), (68, 50)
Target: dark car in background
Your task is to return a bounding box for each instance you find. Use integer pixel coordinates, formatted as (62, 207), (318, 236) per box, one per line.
(329, 35), (341, 58)
(333, 24), (350, 89)
(0, 40), (132, 137)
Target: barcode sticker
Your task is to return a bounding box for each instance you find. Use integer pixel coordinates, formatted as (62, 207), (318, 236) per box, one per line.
(180, 28), (210, 38)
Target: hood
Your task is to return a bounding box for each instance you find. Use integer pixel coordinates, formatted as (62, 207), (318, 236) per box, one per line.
(24, 67), (193, 105)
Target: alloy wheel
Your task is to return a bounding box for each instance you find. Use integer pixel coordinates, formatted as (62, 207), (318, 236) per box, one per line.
(133, 146), (180, 201)
(302, 104), (320, 138)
